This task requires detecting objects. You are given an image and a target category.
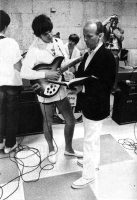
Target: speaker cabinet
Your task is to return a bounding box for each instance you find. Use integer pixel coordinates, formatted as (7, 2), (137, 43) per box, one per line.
(112, 82), (137, 124)
(18, 89), (43, 136)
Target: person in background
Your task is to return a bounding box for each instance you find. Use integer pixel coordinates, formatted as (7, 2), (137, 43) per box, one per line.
(71, 20), (116, 189)
(64, 34), (81, 73)
(103, 14), (124, 57)
(21, 14), (83, 164)
(0, 10), (22, 154)
(103, 14), (124, 91)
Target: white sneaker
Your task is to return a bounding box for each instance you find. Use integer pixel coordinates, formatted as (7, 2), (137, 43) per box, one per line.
(71, 177), (95, 189)
(64, 150), (83, 158)
(48, 151), (57, 164)
(4, 142), (18, 154)
(77, 159), (100, 170)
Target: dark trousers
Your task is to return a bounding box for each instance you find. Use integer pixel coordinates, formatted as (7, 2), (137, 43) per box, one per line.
(40, 97), (75, 151)
(111, 50), (119, 91)
(0, 86), (21, 147)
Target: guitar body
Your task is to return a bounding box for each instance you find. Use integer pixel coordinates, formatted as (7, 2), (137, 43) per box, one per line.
(30, 55), (83, 98)
(30, 56), (64, 98)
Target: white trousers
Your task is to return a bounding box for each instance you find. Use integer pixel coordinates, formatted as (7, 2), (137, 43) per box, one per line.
(82, 115), (104, 179)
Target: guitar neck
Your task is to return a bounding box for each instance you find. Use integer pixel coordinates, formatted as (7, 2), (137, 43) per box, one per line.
(60, 56), (83, 73)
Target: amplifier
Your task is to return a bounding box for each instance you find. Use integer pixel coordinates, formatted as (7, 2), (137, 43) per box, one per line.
(18, 88), (43, 136)
(112, 90), (137, 124)
(117, 81), (137, 95)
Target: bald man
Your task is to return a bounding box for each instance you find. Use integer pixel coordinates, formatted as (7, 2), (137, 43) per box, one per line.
(71, 20), (116, 189)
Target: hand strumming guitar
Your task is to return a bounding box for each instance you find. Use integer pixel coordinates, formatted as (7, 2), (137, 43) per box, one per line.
(45, 70), (60, 80)
(63, 71), (75, 81)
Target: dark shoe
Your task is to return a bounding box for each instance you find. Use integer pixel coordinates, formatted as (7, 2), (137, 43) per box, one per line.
(4, 142), (18, 154)
(0, 140), (5, 150)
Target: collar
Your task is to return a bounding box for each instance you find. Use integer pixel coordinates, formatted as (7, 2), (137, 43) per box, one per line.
(31, 37), (56, 49)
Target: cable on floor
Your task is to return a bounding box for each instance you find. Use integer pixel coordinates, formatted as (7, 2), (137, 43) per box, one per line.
(0, 137), (58, 200)
(118, 122), (137, 155)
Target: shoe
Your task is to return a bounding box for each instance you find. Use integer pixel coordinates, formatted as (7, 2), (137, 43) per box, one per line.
(71, 177), (95, 189)
(64, 150), (83, 158)
(4, 142), (18, 154)
(77, 159), (100, 171)
(0, 140), (5, 150)
(48, 151), (57, 164)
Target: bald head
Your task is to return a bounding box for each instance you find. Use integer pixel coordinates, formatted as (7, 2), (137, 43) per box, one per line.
(84, 21), (103, 35)
(83, 20), (103, 50)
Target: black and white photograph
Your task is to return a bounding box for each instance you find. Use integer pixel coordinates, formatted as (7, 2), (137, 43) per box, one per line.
(0, 0), (137, 199)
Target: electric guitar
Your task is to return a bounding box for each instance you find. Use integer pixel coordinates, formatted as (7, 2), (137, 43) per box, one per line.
(30, 56), (83, 98)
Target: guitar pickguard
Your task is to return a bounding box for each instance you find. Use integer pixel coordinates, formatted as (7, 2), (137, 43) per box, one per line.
(30, 56), (64, 98)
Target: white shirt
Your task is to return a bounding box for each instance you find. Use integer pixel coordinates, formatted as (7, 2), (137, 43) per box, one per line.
(82, 41), (103, 93)
(85, 41), (103, 70)
(21, 37), (69, 103)
(64, 43), (81, 59)
(64, 43), (81, 71)
(0, 35), (22, 86)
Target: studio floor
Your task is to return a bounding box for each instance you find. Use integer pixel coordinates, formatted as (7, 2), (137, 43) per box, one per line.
(0, 96), (137, 200)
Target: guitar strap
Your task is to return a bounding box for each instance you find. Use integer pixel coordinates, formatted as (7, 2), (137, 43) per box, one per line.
(54, 38), (65, 58)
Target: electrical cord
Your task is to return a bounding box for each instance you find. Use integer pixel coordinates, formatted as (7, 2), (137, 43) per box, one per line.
(0, 138), (58, 200)
(118, 122), (137, 155)
(0, 101), (58, 200)
(0, 137), (58, 200)
(113, 67), (137, 154)
(110, 91), (137, 154)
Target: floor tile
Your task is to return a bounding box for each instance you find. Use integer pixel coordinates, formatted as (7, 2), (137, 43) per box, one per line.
(0, 180), (25, 200)
(1, 102), (137, 200)
(0, 152), (19, 185)
(94, 161), (137, 200)
(23, 171), (97, 200)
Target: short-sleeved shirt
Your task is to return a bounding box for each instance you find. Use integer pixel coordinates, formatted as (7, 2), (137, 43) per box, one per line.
(64, 43), (81, 71)
(21, 37), (69, 103)
(0, 36), (22, 86)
